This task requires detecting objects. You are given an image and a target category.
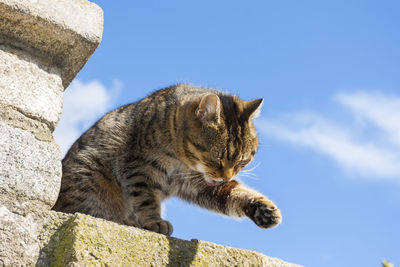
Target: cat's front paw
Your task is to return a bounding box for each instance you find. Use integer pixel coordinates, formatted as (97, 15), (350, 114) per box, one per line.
(143, 219), (173, 236)
(244, 199), (282, 229)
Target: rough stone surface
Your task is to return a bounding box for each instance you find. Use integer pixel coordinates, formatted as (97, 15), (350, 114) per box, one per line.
(0, 206), (41, 266)
(0, 103), (53, 142)
(0, 0), (103, 88)
(0, 207), (302, 266)
(0, 122), (61, 207)
(0, 196), (71, 267)
(38, 213), (301, 267)
(0, 42), (63, 129)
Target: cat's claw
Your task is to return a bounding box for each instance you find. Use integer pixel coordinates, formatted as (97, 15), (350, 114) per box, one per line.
(244, 199), (282, 229)
(143, 220), (173, 236)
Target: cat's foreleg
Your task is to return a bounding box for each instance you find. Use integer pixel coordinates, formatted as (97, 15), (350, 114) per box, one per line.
(177, 180), (282, 229)
(120, 173), (173, 235)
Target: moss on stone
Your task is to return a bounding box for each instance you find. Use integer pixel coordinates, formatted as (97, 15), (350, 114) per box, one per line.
(40, 213), (300, 267)
(36, 212), (76, 267)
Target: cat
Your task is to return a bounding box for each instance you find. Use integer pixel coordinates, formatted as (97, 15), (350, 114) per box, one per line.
(53, 83), (282, 236)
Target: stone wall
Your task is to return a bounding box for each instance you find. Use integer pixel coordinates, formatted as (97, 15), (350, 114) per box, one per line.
(0, 0), (103, 265)
(0, 0), (103, 206)
(0, 1), (300, 266)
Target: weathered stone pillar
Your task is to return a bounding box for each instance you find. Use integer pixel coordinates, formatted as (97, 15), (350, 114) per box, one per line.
(0, 0), (103, 265)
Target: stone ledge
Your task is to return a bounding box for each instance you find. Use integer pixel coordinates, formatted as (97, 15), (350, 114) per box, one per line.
(0, 0), (103, 88)
(38, 212), (301, 267)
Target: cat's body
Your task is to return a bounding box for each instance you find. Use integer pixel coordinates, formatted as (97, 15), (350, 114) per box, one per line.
(53, 84), (281, 235)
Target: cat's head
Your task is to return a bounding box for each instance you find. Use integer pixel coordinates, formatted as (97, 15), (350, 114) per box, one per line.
(181, 92), (263, 186)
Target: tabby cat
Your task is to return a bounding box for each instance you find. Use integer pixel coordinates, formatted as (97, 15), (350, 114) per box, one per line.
(53, 84), (282, 236)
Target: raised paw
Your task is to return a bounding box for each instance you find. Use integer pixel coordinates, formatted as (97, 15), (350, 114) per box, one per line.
(143, 219), (173, 236)
(244, 199), (282, 229)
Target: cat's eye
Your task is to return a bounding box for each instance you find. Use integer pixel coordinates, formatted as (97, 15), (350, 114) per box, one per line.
(234, 160), (250, 172)
(239, 159), (251, 168)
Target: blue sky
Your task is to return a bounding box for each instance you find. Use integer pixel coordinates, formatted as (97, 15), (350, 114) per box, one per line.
(54, 1), (400, 266)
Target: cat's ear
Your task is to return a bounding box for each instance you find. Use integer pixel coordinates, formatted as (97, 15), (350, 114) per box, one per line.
(196, 94), (221, 124)
(243, 98), (263, 120)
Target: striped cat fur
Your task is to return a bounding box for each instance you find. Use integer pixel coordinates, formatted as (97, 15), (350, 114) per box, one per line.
(53, 84), (282, 235)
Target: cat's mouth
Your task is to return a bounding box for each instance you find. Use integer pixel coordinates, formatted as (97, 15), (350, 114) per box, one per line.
(204, 176), (223, 187)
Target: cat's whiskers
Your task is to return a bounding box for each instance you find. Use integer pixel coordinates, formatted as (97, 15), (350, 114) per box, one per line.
(237, 162), (260, 181)
(237, 173), (258, 181)
(239, 172), (258, 178)
(243, 161), (261, 172)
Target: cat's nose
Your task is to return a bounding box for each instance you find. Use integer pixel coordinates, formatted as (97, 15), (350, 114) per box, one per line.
(222, 167), (235, 181)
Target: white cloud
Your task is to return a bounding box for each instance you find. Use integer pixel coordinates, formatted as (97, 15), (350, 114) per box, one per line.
(336, 92), (400, 147)
(257, 91), (400, 180)
(54, 79), (123, 156)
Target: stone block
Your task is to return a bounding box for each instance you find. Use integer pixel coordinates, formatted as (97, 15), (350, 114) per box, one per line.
(38, 213), (301, 267)
(0, 103), (53, 142)
(0, 122), (61, 207)
(0, 206), (41, 266)
(0, 0), (103, 88)
(0, 43), (63, 129)
(0, 199), (72, 267)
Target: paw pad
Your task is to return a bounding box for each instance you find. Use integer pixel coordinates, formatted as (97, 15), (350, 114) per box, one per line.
(245, 200), (282, 229)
